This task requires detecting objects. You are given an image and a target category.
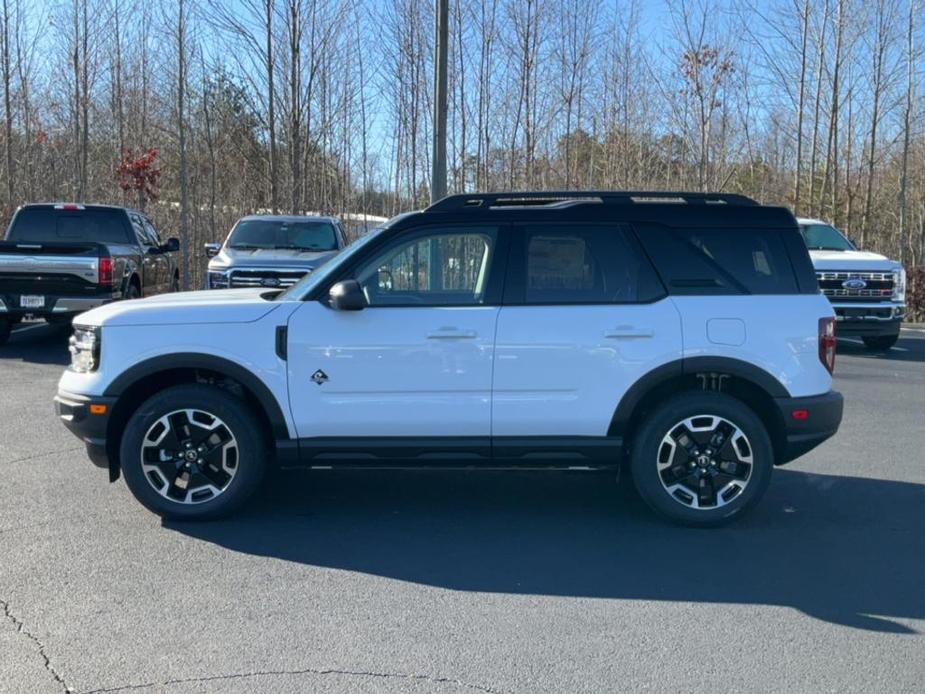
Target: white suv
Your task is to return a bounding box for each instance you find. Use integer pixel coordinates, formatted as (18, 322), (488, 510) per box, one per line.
(55, 192), (843, 526)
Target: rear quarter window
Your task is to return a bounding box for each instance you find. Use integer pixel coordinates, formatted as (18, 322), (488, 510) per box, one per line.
(634, 224), (799, 295)
(6, 208), (132, 244)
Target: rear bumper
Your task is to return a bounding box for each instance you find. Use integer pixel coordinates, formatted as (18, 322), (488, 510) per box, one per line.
(54, 390), (117, 471)
(774, 390), (844, 464)
(0, 293), (114, 318)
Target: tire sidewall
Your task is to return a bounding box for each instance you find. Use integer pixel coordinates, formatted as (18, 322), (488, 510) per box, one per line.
(630, 392), (773, 527)
(120, 384), (266, 520)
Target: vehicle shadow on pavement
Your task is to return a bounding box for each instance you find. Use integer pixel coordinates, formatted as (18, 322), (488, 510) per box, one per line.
(837, 332), (925, 363)
(0, 322), (70, 365)
(166, 468), (925, 635)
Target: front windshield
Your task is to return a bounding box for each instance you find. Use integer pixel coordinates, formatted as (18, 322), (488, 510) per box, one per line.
(227, 219), (337, 252)
(275, 228), (383, 301)
(799, 223), (855, 251)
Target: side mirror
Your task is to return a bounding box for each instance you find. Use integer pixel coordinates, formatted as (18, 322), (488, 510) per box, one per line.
(162, 237), (180, 253)
(329, 280), (367, 311)
(204, 242), (221, 258)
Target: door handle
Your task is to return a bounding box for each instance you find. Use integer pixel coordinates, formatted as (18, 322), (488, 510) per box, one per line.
(427, 328), (477, 339)
(603, 327), (654, 339)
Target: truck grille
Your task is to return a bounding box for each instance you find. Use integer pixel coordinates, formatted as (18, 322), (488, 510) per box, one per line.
(816, 271), (894, 301)
(228, 269), (308, 289)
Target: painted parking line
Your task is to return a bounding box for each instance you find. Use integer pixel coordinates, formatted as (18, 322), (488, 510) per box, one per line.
(839, 336), (909, 352)
(10, 323), (46, 334)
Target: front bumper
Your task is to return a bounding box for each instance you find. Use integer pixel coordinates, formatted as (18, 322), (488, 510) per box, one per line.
(774, 390), (844, 464)
(0, 293), (114, 318)
(54, 390), (117, 473)
(831, 302), (904, 337)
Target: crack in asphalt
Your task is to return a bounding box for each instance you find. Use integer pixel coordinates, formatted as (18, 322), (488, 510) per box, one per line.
(1, 446), (83, 466)
(0, 597), (73, 693)
(80, 666), (506, 693)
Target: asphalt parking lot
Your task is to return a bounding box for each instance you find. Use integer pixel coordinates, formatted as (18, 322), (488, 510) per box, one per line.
(1, 323), (923, 693)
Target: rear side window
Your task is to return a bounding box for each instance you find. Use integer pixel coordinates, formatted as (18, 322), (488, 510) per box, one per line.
(635, 224), (798, 295)
(515, 224), (665, 304)
(7, 208), (131, 244)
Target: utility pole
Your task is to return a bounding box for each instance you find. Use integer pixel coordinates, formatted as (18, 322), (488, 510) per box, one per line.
(431, 0), (448, 204)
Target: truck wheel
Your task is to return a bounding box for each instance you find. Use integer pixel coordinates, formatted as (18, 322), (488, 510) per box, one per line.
(0, 319), (9, 346)
(119, 384), (268, 520)
(124, 282), (140, 301)
(862, 334), (898, 351)
(630, 392), (773, 527)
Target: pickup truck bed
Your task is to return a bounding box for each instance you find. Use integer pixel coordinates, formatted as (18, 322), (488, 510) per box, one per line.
(0, 240), (118, 317)
(0, 203), (180, 344)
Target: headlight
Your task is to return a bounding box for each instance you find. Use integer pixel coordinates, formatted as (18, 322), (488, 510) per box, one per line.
(208, 270), (230, 289)
(894, 268), (906, 302)
(69, 326), (101, 373)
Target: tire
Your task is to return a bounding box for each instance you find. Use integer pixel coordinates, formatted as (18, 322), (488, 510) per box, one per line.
(862, 334), (898, 351)
(119, 384), (268, 520)
(124, 282), (141, 301)
(630, 392), (773, 527)
(0, 319), (9, 346)
(46, 314), (73, 326)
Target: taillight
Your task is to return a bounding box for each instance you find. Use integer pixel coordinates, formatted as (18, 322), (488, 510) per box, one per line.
(99, 257), (114, 287)
(819, 317), (836, 374)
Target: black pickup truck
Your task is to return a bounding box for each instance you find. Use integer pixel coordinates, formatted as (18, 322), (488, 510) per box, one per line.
(0, 203), (180, 344)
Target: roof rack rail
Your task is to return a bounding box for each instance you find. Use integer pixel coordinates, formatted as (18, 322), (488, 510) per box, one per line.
(426, 191), (758, 212)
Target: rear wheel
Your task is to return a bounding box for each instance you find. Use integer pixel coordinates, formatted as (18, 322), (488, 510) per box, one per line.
(630, 392), (773, 527)
(124, 282), (141, 301)
(0, 318), (9, 346)
(120, 384), (267, 519)
(862, 334), (898, 351)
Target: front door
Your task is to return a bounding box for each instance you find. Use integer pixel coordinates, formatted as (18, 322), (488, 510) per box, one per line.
(287, 225), (505, 454)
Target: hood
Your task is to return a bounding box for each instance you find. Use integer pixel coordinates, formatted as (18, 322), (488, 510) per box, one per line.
(211, 247), (339, 271)
(75, 288), (282, 327)
(809, 249), (902, 272)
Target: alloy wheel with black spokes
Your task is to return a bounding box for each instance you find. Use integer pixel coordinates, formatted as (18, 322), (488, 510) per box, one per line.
(120, 384), (267, 519)
(631, 392), (773, 526)
(141, 409), (239, 505)
(656, 415), (753, 510)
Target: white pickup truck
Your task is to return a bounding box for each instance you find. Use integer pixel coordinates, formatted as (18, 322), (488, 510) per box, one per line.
(797, 218), (906, 351)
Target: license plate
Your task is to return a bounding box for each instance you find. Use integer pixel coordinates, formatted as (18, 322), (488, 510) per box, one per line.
(20, 295), (45, 308)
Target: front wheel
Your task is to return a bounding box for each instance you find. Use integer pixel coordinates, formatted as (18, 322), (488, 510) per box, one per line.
(630, 392), (773, 527)
(862, 334), (899, 351)
(120, 384), (267, 519)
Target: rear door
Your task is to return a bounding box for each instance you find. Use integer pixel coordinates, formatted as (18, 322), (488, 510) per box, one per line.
(129, 213), (159, 295)
(492, 223), (682, 442)
(142, 216), (171, 293)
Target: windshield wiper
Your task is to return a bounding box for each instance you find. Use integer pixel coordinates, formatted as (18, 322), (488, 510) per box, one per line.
(273, 245), (330, 251)
(808, 246), (848, 251)
(229, 243), (265, 250)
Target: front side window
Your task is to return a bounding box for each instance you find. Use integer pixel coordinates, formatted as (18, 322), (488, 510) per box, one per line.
(521, 225), (664, 304)
(354, 227), (498, 306)
(227, 219), (338, 252)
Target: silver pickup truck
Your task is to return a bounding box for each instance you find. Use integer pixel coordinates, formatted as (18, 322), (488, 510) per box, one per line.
(204, 215), (345, 290)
